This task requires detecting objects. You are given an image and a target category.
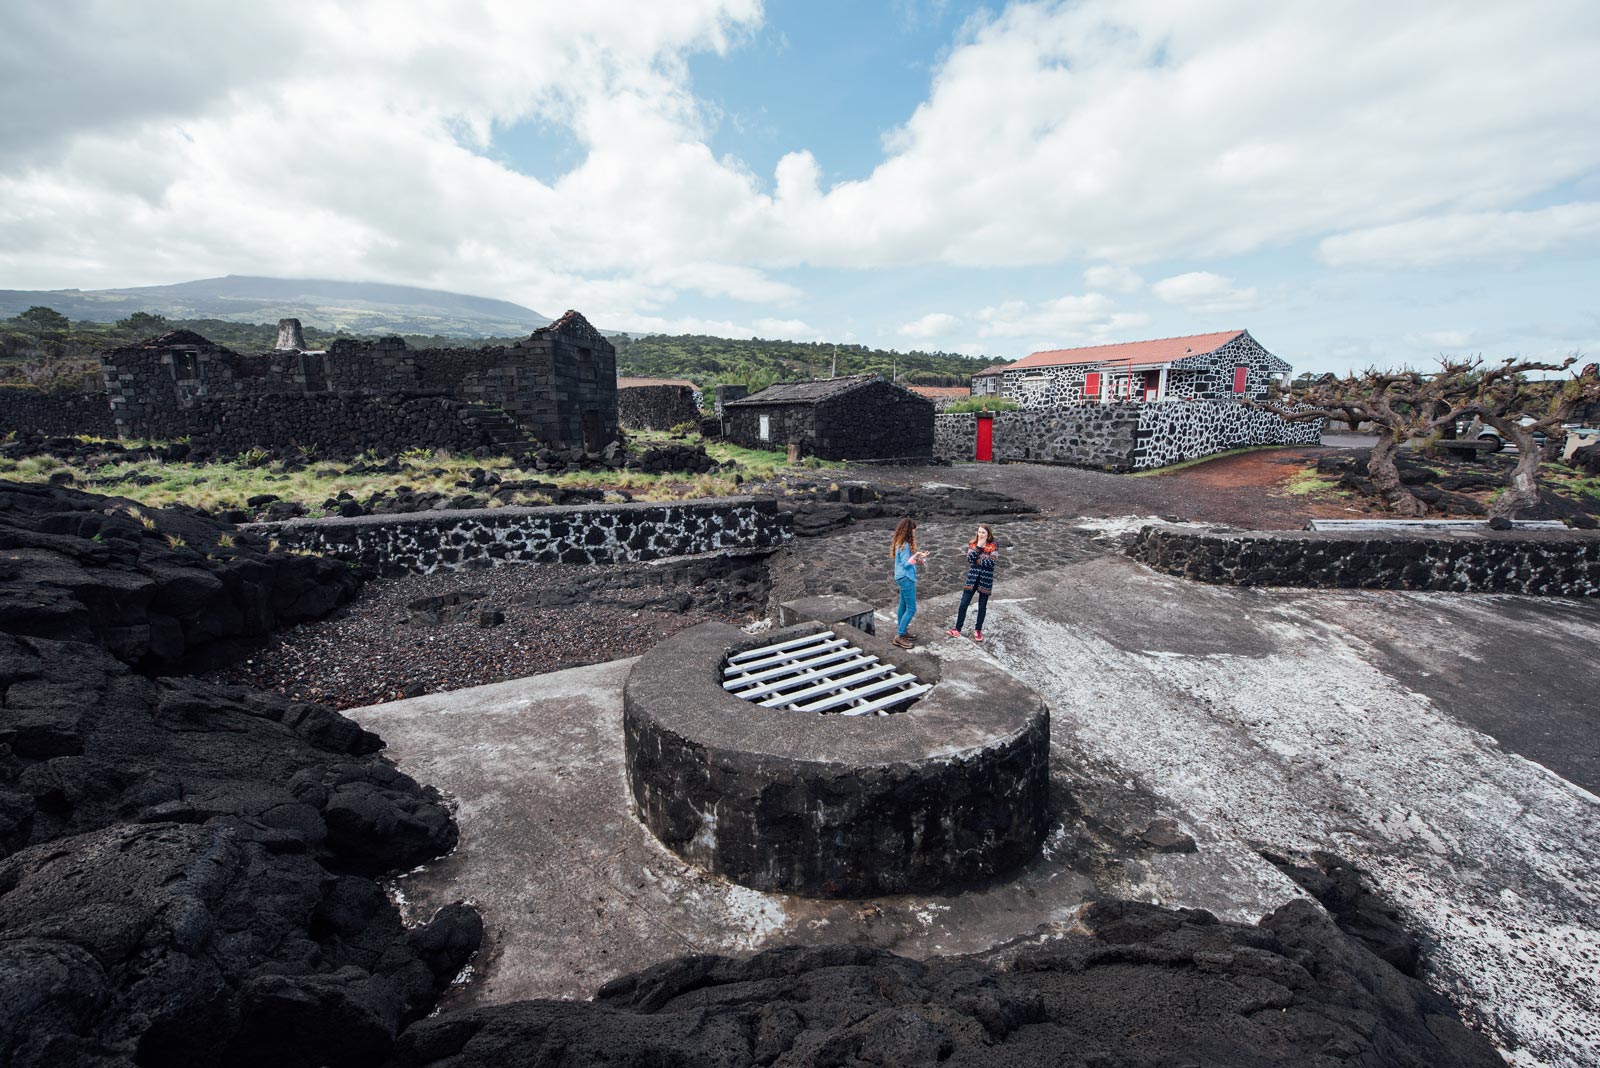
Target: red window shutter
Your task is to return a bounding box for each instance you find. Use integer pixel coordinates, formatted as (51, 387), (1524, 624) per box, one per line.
(1084, 372), (1100, 396)
(1232, 366), (1248, 393)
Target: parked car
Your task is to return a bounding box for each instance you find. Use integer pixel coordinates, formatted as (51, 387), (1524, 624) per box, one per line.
(1457, 416), (1547, 454)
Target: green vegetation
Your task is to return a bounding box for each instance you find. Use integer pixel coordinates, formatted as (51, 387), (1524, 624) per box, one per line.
(610, 334), (992, 391)
(943, 396), (1019, 414)
(0, 430), (837, 514)
(1282, 468), (1345, 496)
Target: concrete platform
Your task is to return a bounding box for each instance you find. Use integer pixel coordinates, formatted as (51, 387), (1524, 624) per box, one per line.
(350, 642), (1300, 1011)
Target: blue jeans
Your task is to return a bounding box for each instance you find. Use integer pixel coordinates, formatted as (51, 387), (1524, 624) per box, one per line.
(896, 578), (917, 636)
(955, 587), (989, 632)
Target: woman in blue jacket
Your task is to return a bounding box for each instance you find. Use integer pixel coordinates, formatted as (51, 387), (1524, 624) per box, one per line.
(890, 517), (927, 648)
(948, 522), (998, 642)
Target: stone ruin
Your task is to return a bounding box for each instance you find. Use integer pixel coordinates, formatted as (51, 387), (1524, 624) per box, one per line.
(94, 310), (619, 457)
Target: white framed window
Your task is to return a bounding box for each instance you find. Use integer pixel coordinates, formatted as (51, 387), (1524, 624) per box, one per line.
(758, 414), (770, 441)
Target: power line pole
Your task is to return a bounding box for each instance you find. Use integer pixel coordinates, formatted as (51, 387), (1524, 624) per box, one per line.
(831, 346), (837, 378)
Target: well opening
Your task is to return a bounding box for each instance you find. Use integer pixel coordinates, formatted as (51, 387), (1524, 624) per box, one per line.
(721, 629), (930, 716)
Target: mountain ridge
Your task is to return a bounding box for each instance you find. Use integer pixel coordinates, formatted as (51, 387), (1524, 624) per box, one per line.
(0, 275), (551, 338)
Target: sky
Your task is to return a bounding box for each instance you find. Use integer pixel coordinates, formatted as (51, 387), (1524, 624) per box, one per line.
(2, 0), (1598, 375)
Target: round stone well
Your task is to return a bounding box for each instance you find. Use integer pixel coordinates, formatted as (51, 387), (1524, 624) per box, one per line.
(623, 620), (1050, 897)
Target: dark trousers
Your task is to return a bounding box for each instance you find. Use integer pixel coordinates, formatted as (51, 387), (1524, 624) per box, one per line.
(955, 587), (989, 632)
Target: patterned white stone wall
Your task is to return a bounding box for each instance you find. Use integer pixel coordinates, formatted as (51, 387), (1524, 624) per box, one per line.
(1132, 401), (1321, 469)
(246, 497), (792, 575)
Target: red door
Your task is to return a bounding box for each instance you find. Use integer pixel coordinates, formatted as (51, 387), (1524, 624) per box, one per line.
(975, 414), (993, 462)
(1143, 370), (1160, 401)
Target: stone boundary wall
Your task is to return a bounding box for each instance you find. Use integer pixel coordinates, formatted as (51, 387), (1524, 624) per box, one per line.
(933, 401), (1319, 469)
(0, 386), (117, 438)
(247, 495), (792, 575)
(618, 384), (700, 431)
(1129, 526), (1600, 596)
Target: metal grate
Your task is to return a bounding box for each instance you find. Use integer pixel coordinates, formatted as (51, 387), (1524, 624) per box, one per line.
(723, 630), (931, 716)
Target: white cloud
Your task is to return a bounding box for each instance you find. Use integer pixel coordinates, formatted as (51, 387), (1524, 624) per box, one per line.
(1, 0), (1598, 332)
(1151, 271), (1259, 314)
(898, 312), (962, 338)
(973, 293), (1149, 340)
(1319, 203), (1600, 268)
(1083, 265), (1144, 293)
(1405, 329), (1475, 350)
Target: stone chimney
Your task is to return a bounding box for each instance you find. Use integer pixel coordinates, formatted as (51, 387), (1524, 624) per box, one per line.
(275, 318), (306, 352)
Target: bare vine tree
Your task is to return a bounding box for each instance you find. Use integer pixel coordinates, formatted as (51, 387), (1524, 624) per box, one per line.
(1449, 357), (1600, 519)
(1253, 368), (1477, 516)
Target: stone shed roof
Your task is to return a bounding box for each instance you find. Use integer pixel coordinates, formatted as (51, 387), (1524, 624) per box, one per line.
(724, 374), (886, 407)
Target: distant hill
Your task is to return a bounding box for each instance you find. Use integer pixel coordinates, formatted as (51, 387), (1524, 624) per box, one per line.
(0, 275), (551, 338)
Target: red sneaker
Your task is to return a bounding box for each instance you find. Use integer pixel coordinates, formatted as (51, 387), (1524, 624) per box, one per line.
(946, 628), (961, 638)
(973, 630), (984, 642)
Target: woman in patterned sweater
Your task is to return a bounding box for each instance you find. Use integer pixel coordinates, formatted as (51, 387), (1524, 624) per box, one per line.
(948, 522), (998, 642)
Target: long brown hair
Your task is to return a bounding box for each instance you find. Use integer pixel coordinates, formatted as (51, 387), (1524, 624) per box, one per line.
(969, 523), (995, 550)
(891, 518), (918, 553)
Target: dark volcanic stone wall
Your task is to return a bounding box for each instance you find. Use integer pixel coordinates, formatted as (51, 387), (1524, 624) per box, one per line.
(618, 384), (700, 430)
(0, 386), (116, 437)
(98, 314), (618, 452)
(250, 496), (793, 575)
(1130, 525), (1600, 595)
(178, 392), (496, 458)
(813, 379), (933, 460)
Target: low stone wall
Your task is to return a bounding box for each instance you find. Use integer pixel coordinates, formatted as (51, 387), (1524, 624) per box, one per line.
(0, 386), (116, 438)
(934, 406), (1141, 467)
(1130, 526), (1600, 596)
(934, 401), (1320, 469)
(618, 385), (700, 431)
(248, 496), (792, 575)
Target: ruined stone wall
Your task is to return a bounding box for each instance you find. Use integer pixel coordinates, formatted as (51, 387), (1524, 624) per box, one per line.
(1130, 526), (1600, 596)
(0, 386), (117, 437)
(177, 393), (497, 458)
(248, 496), (792, 575)
(618, 385), (700, 431)
(97, 314), (619, 451)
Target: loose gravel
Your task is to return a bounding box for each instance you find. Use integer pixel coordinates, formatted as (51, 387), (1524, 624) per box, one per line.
(207, 560), (762, 709)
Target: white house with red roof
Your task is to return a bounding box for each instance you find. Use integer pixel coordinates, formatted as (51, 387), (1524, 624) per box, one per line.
(971, 329), (1291, 408)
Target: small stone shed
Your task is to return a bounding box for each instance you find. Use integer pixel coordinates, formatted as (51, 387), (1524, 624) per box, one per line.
(616, 376), (701, 431)
(722, 374), (934, 461)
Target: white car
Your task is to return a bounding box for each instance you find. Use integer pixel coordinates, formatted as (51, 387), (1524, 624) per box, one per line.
(1459, 416), (1546, 454)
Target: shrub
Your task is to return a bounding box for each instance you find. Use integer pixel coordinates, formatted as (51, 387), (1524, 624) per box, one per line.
(944, 397), (1020, 414)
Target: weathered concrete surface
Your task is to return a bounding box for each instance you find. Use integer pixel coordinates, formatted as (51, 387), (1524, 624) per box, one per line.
(351, 656), (1301, 1011)
(974, 558), (1600, 1068)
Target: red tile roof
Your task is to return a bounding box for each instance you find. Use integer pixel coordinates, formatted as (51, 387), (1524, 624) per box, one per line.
(617, 376), (697, 389)
(975, 330), (1246, 374)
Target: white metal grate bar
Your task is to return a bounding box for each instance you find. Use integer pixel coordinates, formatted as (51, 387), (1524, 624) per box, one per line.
(727, 631), (836, 664)
(837, 683), (933, 716)
(789, 672), (920, 714)
(727, 654), (880, 700)
(724, 637), (850, 676)
(723, 644), (863, 687)
(757, 662), (901, 708)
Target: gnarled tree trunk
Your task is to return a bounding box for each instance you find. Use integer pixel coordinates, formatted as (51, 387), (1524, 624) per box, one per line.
(1486, 418), (1543, 520)
(1367, 431), (1427, 516)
